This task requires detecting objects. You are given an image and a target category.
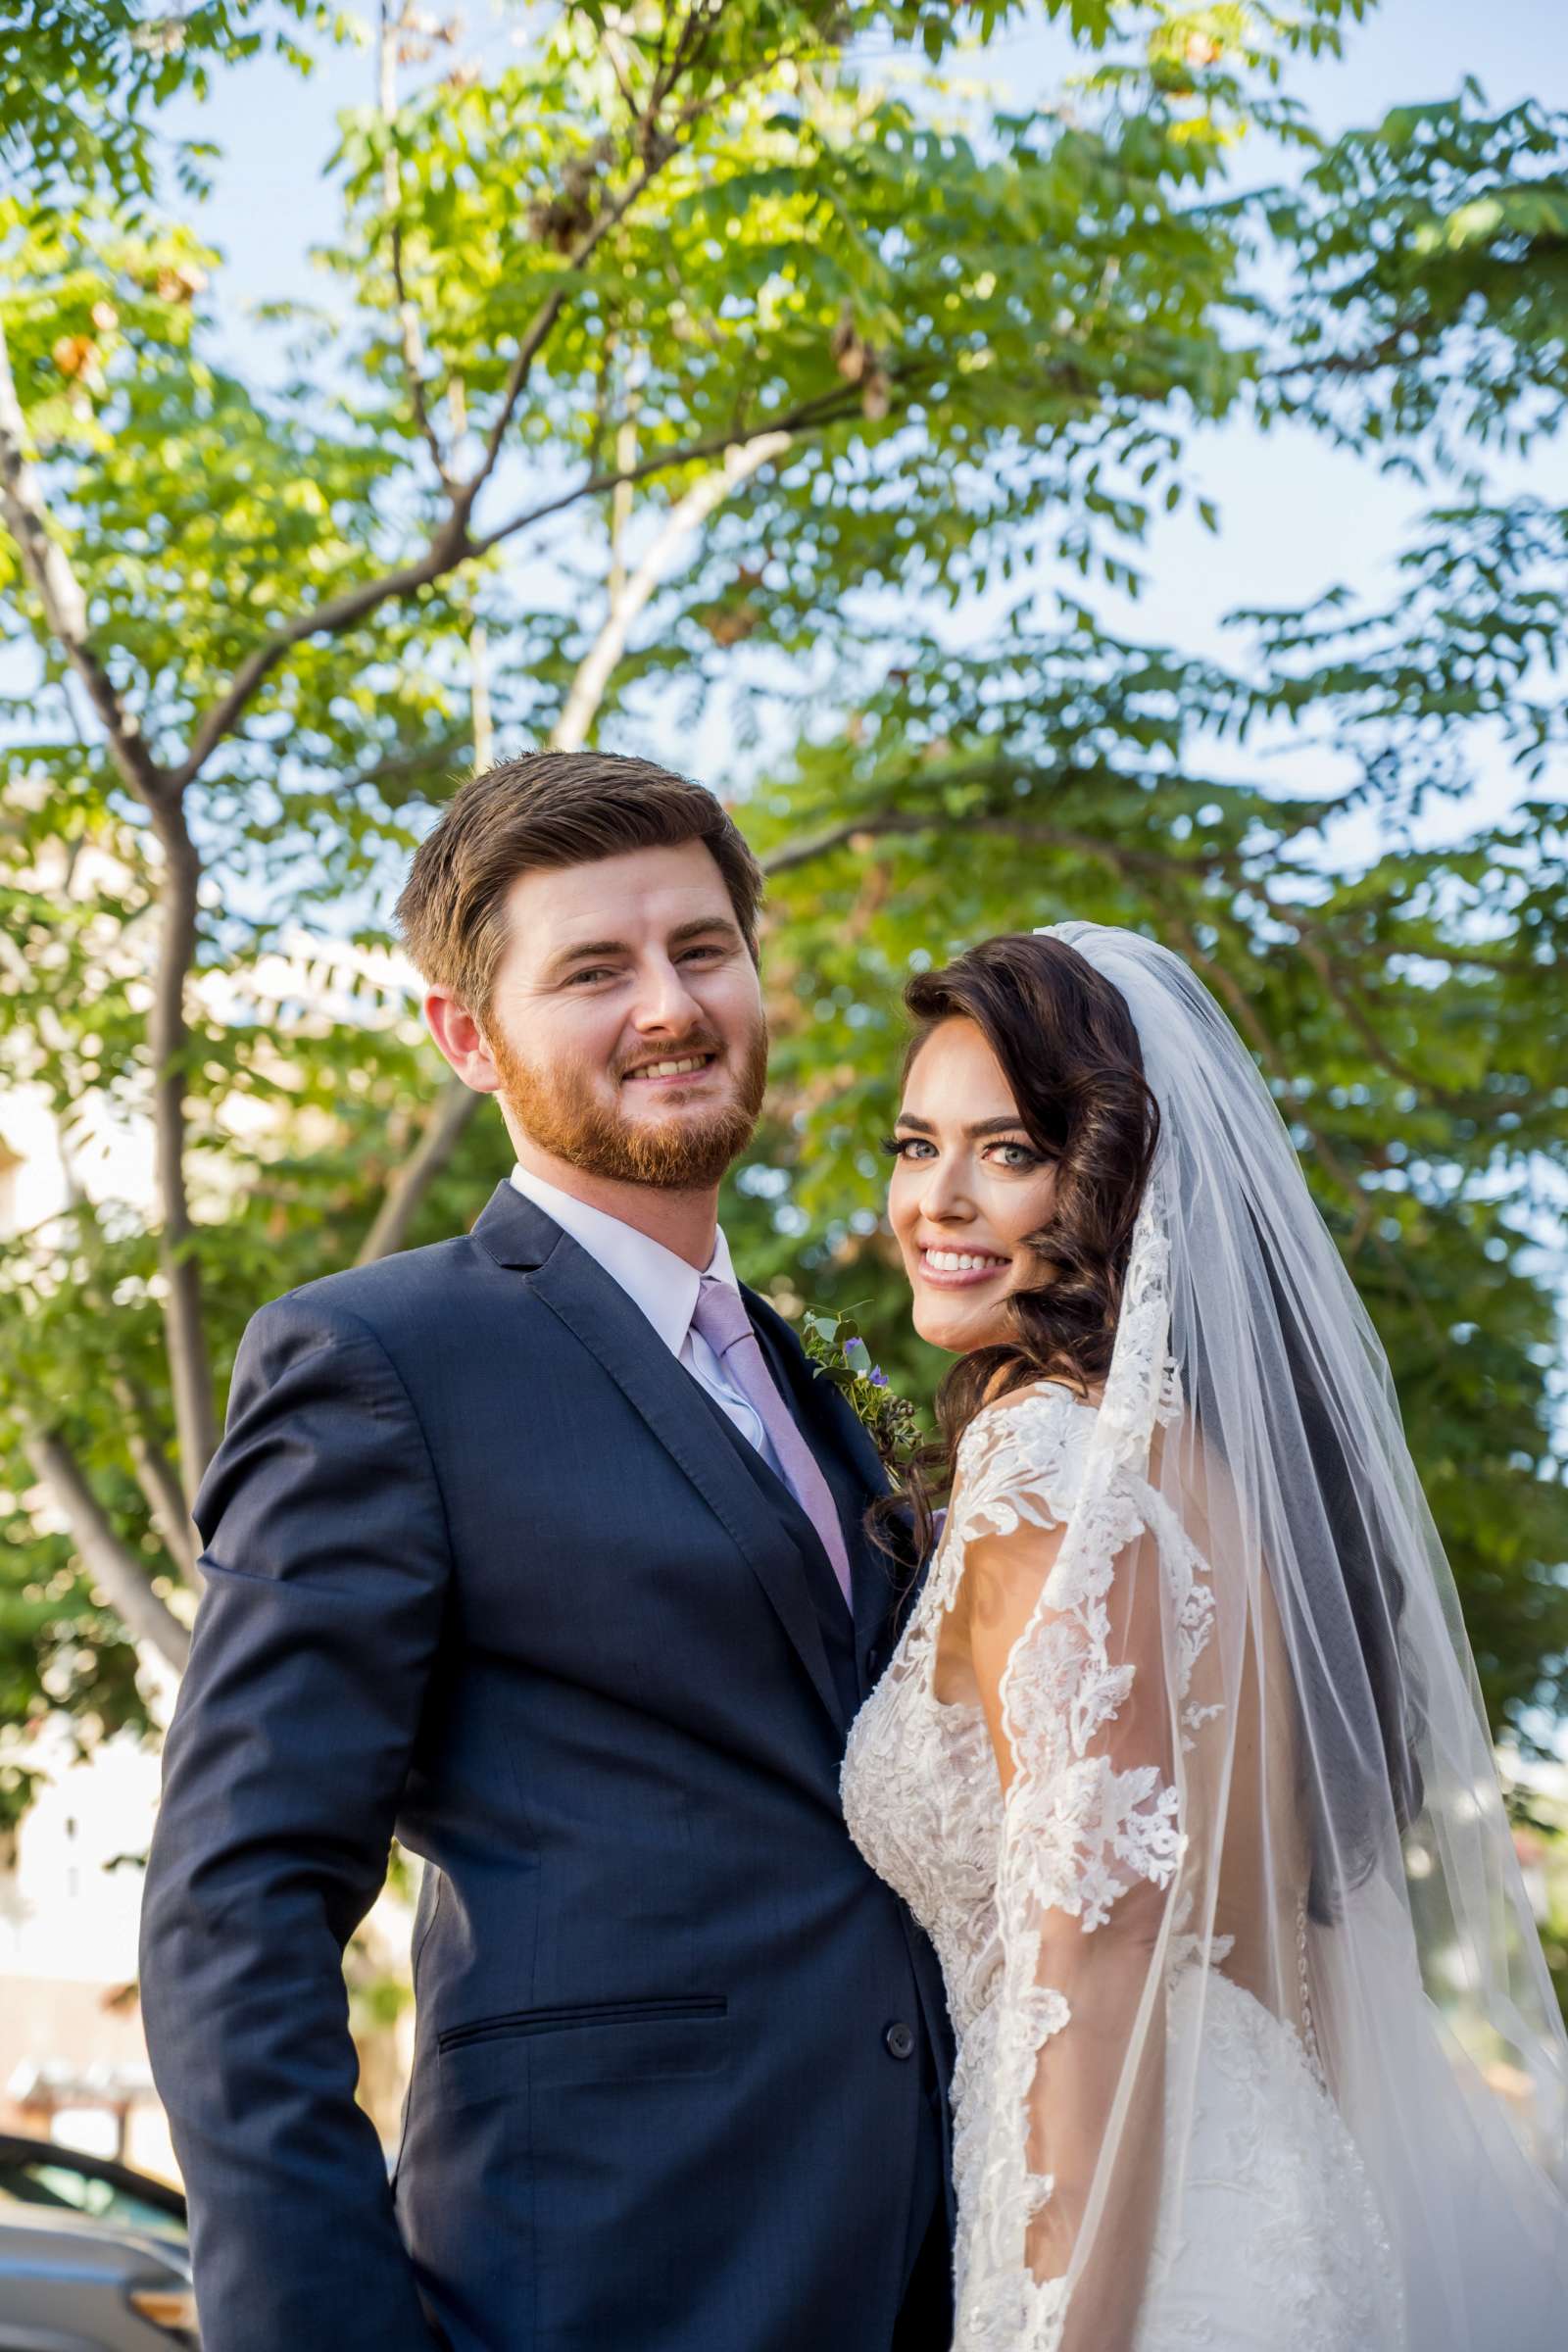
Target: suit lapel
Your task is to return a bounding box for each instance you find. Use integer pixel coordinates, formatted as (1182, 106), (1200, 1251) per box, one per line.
(470, 1179), (922, 1715)
(491, 1201), (845, 1732)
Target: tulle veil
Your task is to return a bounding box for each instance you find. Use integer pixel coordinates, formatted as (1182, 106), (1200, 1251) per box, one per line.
(1022, 919), (1568, 2345)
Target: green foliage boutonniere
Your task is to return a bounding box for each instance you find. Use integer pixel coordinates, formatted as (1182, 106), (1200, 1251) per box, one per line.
(801, 1306), (920, 1483)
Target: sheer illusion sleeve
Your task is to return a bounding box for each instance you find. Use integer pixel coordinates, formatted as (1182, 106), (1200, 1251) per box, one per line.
(949, 1386), (1207, 2352)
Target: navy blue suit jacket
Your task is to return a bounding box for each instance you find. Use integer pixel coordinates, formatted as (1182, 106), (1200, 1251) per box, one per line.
(139, 1182), (954, 2351)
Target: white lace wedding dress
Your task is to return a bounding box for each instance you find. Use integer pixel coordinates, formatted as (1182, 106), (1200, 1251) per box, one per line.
(842, 1382), (1407, 2352)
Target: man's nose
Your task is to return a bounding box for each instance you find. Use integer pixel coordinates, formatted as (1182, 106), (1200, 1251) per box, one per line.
(629, 955), (706, 1033)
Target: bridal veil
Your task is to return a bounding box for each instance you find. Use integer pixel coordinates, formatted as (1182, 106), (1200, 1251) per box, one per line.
(958, 920), (1568, 2346)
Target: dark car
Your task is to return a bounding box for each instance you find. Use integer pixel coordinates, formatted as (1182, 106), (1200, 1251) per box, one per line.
(0, 2135), (194, 2347)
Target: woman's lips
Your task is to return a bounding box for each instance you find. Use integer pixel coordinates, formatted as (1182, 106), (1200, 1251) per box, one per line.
(916, 1246), (1010, 1289)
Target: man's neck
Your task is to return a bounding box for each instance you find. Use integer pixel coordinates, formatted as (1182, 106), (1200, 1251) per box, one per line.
(512, 1142), (720, 1270)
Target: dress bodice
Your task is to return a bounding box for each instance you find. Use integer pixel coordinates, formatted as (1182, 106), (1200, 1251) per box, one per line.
(842, 1387), (1099, 2037)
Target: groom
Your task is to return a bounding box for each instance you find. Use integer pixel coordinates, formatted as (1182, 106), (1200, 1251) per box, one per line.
(139, 752), (954, 2352)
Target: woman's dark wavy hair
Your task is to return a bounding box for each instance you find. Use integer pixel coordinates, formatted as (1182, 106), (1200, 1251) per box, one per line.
(882, 930), (1424, 1926)
(886, 932), (1159, 1564)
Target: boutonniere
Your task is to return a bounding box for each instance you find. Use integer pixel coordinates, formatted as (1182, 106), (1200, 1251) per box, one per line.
(801, 1306), (921, 1484)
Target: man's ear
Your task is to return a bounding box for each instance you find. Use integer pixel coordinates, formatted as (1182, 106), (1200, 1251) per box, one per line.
(423, 989), (502, 1094)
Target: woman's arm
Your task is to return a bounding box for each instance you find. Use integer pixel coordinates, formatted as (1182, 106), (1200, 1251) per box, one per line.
(965, 1504), (1179, 2352)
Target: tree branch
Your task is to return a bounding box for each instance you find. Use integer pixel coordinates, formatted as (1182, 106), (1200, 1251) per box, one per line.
(146, 794), (219, 1500)
(171, 533), (474, 790)
(1263, 324), (1418, 384)
(0, 313), (168, 805)
(1285, 914), (1547, 1120)
(760, 802), (1226, 882)
(24, 1424), (192, 1672)
(554, 428), (792, 749)
(337, 727), (473, 800)
(470, 381), (867, 557)
(3, 311), (220, 1497)
(459, 148), (672, 517)
(355, 1072), (482, 1264)
(379, 2), (453, 489)
(762, 803), (938, 875)
(599, 18), (641, 120)
(454, 16), (825, 529)
(173, 384), (856, 797)
(392, 221), (452, 484)
(111, 1372), (201, 1590)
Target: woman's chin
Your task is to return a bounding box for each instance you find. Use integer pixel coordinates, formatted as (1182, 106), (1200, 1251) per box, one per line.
(911, 1297), (1002, 1355)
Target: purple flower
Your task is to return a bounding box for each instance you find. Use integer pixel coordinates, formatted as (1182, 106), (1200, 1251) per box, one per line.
(869, 1368), (889, 1389)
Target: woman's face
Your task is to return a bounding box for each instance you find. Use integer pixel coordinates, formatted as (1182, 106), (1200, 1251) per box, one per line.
(888, 1016), (1058, 1354)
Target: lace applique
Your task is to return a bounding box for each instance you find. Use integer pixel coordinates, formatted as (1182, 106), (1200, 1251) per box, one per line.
(946, 1385), (1091, 1563)
(874, 1356), (1195, 2343)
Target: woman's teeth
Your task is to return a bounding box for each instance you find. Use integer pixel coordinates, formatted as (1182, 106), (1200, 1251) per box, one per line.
(922, 1250), (1007, 1273)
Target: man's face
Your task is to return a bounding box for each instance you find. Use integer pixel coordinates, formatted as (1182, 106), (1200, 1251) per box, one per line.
(462, 840), (767, 1190)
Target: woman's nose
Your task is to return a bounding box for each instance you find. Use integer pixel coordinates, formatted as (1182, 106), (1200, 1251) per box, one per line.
(917, 1157), (974, 1223)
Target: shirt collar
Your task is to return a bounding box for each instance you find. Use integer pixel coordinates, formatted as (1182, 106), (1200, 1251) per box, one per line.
(508, 1163), (739, 1358)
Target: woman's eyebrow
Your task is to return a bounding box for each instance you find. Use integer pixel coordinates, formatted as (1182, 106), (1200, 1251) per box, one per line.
(893, 1113), (1026, 1139)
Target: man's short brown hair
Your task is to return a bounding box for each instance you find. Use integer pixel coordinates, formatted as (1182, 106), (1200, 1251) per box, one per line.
(394, 750), (764, 1018)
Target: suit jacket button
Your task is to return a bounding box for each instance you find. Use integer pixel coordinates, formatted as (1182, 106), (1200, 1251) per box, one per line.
(865, 1645), (882, 1678)
(884, 2021), (916, 2061)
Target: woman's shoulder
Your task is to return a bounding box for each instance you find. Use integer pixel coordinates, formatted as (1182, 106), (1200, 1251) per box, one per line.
(951, 1377), (1100, 1534)
(969, 1374), (1103, 1434)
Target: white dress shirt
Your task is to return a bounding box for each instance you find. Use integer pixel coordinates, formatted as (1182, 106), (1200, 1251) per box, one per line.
(508, 1164), (788, 1483)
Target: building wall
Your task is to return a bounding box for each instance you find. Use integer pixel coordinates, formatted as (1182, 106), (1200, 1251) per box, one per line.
(0, 1727), (174, 2179)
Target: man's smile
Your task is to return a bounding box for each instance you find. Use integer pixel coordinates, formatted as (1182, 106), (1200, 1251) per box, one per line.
(621, 1052), (720, 1089)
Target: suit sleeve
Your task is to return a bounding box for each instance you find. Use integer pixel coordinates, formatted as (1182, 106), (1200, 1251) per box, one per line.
(139, 1294), (450, 2351)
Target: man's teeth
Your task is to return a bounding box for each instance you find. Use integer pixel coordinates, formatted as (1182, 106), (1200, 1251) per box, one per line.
(924, 1250), (1006, 1272)
(629, 1055), (710, 1079)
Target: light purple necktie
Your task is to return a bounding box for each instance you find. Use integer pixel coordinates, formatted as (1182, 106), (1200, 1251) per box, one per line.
(691, 1276), (854, 1609)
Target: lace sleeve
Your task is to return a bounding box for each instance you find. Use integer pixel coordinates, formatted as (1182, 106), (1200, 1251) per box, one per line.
(954, 1386), (1195, 2352)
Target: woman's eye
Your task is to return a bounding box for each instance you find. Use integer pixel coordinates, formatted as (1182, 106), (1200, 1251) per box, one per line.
(881, 1134), (933, 1160)
(989, 1141), (1040, 1169)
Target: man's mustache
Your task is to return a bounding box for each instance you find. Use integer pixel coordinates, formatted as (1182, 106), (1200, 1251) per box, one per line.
(613, 1033), (726, 1079)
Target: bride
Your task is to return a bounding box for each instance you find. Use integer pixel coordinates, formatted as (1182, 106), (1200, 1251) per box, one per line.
(842, 923), (1568, 2350)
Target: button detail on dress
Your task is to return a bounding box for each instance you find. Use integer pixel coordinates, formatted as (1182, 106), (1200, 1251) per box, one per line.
(884, 2021), (916, 2061)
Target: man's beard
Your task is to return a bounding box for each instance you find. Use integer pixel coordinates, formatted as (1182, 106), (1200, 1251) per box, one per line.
(487, 1013), (769, 1190)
